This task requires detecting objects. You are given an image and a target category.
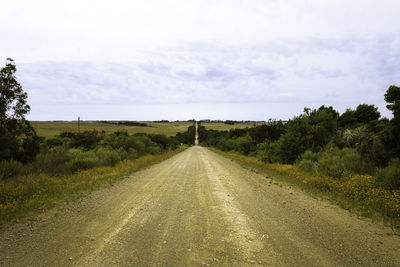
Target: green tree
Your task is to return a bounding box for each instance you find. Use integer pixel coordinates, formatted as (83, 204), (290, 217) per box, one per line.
(353, 104), (380, 124)
(0, 58), (39, 162)
(384, 85), (400, 158)
(338, 104), (380, 128)
(385, 85), (400, 118)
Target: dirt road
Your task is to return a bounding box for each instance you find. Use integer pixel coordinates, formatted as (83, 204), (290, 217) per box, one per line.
(1, 147), (399, 266)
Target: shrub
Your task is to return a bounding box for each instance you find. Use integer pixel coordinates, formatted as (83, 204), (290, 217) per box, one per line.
(46, 136), (70, 148)
(316, 146), (366, 179)
(95, 148), (121, 166)
(33, 148), (72, 176)
(297, 159), (317, 173)
(375, 158), (400, 190)
(70, 130), (103, 150)
(317, 146), (346, 179)
(69, 149), (98, 171)
(232, 136), (253, 155)
(0, 160), (23, 180)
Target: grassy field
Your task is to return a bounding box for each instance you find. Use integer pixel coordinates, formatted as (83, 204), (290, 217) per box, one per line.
(30, 121), (193, 137)
(30, 121), (259, 138)
(201, 122), (258, 130)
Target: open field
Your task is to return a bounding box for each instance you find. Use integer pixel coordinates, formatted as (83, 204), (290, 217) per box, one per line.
(1, 147), (399, 266)
(201, 121), (259, 130)
(30, 121), (259, 138)
(30, 121), (193, 137)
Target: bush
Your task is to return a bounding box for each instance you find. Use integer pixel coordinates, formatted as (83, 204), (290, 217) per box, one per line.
(69, 149), (98, 171)
(232, 136), (253, 155)
(46, 136), (70, 148)
(0, 160), (23, 180)
(33, 148), (72, 176)
(297, 150), (319, 172)
(297, 159), (317, 173)
(95, 148), (121, 166)
(317, 151), (345, 179)
(315, 146), (366, 179)
(70, 130), (103, 150)
(375, 158), (400, 190)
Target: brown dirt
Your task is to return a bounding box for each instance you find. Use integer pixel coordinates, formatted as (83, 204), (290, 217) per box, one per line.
(1, 147), (399, 266)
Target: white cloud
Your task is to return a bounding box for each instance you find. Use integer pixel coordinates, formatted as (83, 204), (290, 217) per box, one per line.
(1, 1), (399, 119)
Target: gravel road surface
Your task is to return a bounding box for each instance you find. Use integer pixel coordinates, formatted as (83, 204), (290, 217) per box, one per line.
(1, 146), (399, 266)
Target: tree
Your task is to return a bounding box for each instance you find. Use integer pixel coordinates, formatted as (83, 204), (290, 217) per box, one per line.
(0, 58), (39, 162)
(338, 104), (380, 128)
(383, 85), (400, 159)
(354, 104), (380, 124)
(385, 85), (400, 119)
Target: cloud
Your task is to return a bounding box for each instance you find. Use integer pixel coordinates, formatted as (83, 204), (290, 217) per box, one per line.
(14, 34), (399, 121)
(1, 1), (398, 119)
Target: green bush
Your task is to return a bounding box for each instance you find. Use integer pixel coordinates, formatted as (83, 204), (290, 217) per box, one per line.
(46, 136), (70, 148)
(375, 158), (400, 190)
(33, 148), (72, 176)
(232, 136), (254, 155)
(341, 147), (364, 174)
(95, 147), (121, 166)
(0, 160), (23, 180)
(69, 149), (98, 171)
(317, 146), (369, 179)
(318, 150), (346, 179)
(297, 159), (318, 173)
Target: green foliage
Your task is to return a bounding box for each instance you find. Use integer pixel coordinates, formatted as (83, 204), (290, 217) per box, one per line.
(0, 58), (39, 163)
(297, 150), (318, 172)
(0, 160), (23, 180)
(69, 149), (98, 171)
(354, 104), (380, 124)
(384, 85), (400, 159)
(95, 147), (122, 166)
(339, 104), (380, 128)
(176, 124), (196, 144)
(0, 129), (176, 179)
(375, 158), (400, 190)
(318, 146), (351, 179)
(70, 130), (104, 150)
(296, 146), (368, 179)
(33, 148), (72, 176)
(232, 135), (254, 155)
(248, 120), (286, 143)
(384, 85), (400, 117)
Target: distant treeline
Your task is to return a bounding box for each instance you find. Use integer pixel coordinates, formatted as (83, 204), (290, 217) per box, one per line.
(99, 121), (150, 127)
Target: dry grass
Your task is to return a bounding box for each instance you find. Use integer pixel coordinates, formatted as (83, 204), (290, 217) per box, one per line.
(201, 122), (259, 131)
(211, 149), (400, 229)
(31, 121), (258, 138)
(0, 148), (186, 224)
(30, 121), (193, 137)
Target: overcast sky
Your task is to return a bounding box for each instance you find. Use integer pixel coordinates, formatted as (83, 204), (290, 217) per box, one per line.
(1, 0), (399, 121)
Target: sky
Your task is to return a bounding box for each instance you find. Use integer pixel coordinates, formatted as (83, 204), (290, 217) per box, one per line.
(1, 0), (399, 121)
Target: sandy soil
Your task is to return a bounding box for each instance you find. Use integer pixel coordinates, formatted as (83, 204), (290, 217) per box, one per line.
(1, 146), (399, 266)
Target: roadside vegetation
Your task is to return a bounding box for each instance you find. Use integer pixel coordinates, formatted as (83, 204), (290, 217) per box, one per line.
(0, 58), (186, 223)
(0, 149), (185, 223)
(178, 85), (400, 225)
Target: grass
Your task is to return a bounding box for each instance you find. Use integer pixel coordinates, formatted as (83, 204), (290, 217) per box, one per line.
(0, 147), (186, 225)
(200, 122), (259, 131)
(30, 121), (194, 137)
(30, 121), (259, 138)
(211, 148), (400, 232)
